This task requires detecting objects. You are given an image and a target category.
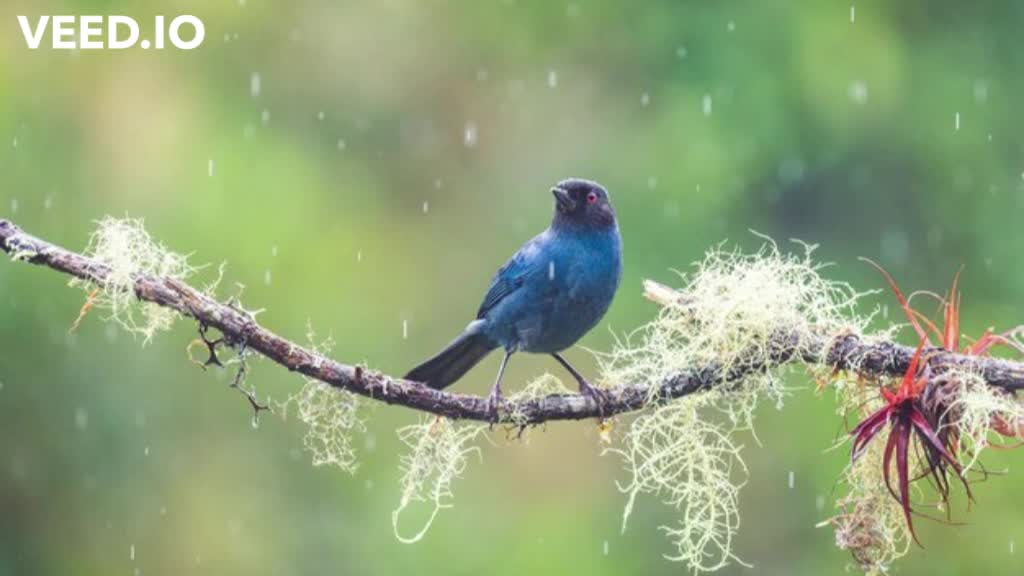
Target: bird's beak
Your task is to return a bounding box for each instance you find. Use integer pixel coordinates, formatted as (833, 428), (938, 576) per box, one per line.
(552, 187), (575, 212)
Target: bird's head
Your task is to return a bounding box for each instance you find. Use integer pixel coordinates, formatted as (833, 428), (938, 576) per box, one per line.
(551, 178), (616, 230)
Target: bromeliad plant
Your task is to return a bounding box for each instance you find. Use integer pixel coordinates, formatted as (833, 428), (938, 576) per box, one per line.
(849, 339), (968, 542)
(849, 262), (1024, 541)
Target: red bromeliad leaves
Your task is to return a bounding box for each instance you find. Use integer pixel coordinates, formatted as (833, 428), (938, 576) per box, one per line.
(851, 263), (1024, 543)
(849, 264), (998, 542)
(863, 260), (1024, 433)
(865, 259), (1020, 357)
(850, 341), (970, 543)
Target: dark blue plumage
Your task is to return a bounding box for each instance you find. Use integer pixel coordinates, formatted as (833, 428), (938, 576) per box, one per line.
(405, 179), (622, 418)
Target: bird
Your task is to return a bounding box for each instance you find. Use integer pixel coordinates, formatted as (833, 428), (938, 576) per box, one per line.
(405, 178), (623, 420)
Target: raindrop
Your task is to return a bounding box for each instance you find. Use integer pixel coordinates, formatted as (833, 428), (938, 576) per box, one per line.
(337, 139), (346, 151)
(317, 111), (326, 121)
(476, 68), (489, 82)
(10, 198), (19, 213)
(130, 544), (136, 561)
(12, 137), (18, 148)
(602, 540), (609, 556)
(271, 245), (279, 257)
(727, 20), (736, 32)
(788, 471), (795, 490)
(463, 123), (478, 148)
(1012, 540), (1016, 555)
(548, 261), (556, 281)
(144, 446), (150, 457)
(261, 109), (271, 126)
(433, 179), (443, 190)
(675, 46), (688, 60)
(422, 201), (429, 214)
(357, 250), (363, 263)
(702, 94), (713, 116)
(208, 159), (215, 177)
(640, 92), (650, 107)
(880, 227), (909, 266)
(44, 196), (54, 210)
(647, 176), (658, 190)
(263, 269), (272, 286)
(954, 112), (961, 131)
(402, 320), (409, 340)
(848, 81), (868, 105)
(850, 5), (856, 23)
(547, 69), (558, 89)
(815, 495), (825, 511)
(974, 80), (989, 104)
(566, 3), (581, 18)
(249, 72), (262, 98)
(74, 407), (89, 430)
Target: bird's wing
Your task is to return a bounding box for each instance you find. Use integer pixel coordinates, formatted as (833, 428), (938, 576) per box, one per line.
(476, 235), (546, 319)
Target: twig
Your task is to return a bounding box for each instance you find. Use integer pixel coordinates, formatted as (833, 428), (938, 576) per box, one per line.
(3, 218), (1024, 424)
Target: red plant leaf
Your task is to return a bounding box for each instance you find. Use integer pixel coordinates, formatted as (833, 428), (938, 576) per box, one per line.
(862, 258), (942, 344)
(893, 418), (920, 545)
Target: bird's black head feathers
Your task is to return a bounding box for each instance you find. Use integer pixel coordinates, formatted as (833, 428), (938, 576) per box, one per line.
(551, 178), (616, 230)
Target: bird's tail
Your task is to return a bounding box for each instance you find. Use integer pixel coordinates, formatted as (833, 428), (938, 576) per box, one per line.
(405, 324), (497, 390)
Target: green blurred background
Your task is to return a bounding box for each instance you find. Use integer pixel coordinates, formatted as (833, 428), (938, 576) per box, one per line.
(2, 1), (1024, 574)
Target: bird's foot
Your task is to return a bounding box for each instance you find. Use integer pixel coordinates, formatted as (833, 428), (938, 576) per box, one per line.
(577, 378), (609, 419)
(486, 388), (503, 424)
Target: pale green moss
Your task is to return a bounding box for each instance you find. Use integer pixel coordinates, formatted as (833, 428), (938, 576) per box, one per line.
(392, 417), (487, 544)
(72, 216), (195, 342)
(600, 238), (872, 572)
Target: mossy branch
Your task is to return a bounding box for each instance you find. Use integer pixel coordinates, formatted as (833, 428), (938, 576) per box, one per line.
(3, 217), (1024, 425)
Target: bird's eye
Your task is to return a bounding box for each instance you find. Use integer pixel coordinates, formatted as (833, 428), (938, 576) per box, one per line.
(586, 192), (598, 204)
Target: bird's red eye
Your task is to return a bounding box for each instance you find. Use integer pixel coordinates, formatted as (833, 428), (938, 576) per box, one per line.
(587, 192), (598, 204)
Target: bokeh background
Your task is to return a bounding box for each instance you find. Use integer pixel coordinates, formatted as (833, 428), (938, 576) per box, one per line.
(2, 1), (1024, 574)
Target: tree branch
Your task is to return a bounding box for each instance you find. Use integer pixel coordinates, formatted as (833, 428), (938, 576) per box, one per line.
(2, 218), (1023, 425)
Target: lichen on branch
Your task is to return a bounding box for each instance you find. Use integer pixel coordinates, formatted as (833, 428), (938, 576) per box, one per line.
(5, 216), (1024, 575)
(392, 417), (487, 544)
(601, 238), (875, 570)
(72, 216), (197, 342)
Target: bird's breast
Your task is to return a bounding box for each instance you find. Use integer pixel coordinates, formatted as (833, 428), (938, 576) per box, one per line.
(514, 230), (621, 352)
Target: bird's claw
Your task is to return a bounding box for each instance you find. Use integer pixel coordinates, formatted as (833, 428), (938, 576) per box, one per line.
(578, 379), (609, 419)
(486, 390), (503, 424)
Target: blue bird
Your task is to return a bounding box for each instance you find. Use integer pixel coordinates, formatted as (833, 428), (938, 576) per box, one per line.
(405, 178), (623, 419)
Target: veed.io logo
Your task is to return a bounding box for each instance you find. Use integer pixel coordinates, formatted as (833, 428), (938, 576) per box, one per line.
(17, 15), (205, 50)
